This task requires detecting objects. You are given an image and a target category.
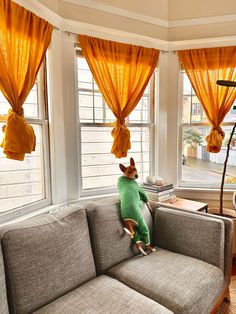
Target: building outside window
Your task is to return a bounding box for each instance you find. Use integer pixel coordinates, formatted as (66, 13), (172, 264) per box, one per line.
(180, 71), (236, 188)
(77, 51), (156, 194)
(0, 65), (50, 220)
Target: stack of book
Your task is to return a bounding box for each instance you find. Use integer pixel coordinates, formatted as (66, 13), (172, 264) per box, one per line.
(142, 183), (176, 202)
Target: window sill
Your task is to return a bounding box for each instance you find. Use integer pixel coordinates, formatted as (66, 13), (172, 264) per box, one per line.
(0, 193), (120, 227)
(0, 202), (64, 227)
(174, 186), (234, 204)
(69, 192), (119, 204)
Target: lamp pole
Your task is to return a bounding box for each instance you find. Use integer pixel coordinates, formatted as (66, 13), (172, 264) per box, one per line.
(216, 80), (236, 214)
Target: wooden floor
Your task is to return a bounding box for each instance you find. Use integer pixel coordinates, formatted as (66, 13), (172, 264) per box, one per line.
(216, 258), (236, 313)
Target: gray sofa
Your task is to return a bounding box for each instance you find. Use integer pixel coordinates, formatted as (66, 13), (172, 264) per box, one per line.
(0, 197), (233, 314)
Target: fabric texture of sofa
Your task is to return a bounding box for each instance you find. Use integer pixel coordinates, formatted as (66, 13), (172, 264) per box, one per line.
(0, 197), (233, 314)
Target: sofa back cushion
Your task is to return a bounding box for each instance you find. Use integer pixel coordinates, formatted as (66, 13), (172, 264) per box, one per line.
(84, 197), (153, 274)
(0, 205), (96, 314)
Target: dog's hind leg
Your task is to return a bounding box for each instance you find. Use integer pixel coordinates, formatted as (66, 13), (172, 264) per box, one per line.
(123, 220), (136, 239)
(136, 242), (147, 256)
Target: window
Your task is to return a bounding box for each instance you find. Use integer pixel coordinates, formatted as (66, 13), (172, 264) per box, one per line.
(77, 52), (155, 194)
(180, 71), (236, 188)
(0, 66), (50, 221)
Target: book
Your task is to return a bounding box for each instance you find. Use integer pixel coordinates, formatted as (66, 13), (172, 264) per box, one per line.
(142, 183), (173, 192)
(155, 193), (176, 202)
(151, 193), (177, 203)
(143, 187), (174, 196)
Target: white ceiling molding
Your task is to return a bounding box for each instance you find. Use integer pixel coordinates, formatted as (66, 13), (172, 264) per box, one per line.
(62, 19), (169, 51)
(170, 36), (236, 51)
(12, 0), (62, 27)
(11, 0), (236, 52)
(169, 14), (236, 28)
(61, 0), (168, 28)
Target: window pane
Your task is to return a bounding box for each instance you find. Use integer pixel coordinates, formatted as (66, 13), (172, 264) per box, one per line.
(77, 55), (151, 124)
(81, 126), (150, 190)
(182, 73), (208, 124)
(0, 124), (45, 212)
(0, 84), (39, 119)
(77, 53), (153, 191)
(182, 125), (236, 186)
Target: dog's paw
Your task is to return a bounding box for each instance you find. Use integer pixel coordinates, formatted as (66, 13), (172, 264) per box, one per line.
(139, 247), (148, 256)
(145, 245), (157, 253)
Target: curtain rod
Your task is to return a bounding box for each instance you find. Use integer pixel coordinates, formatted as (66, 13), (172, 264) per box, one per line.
(68, 32), (170, 52)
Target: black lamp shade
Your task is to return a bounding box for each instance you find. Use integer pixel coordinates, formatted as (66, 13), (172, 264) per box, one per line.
(216, 80), (236, 87)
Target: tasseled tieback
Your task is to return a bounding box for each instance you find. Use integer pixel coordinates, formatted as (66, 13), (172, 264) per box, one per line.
(111, 118), (131, 158)
(205, 126), (225, 153)
(0, 108), (36, 161)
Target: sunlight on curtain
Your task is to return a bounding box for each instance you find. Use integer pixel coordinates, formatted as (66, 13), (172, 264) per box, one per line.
(0, 0), (52, 160)
(79, 35), (159, 158)
(178, 47), (236, 153)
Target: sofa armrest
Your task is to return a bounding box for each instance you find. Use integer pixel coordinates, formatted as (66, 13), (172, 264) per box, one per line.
(154, 207), (234, 285)
(154, 207), (227, 273)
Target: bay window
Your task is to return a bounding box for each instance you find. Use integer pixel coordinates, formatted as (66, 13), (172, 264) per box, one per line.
(0, 67), (50, 221)
(180, 71), (236, 188)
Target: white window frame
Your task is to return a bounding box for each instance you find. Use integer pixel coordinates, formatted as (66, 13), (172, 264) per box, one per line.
(76, 50), (156, 197)
(0, 66), (51, 224)
(178, 70), (236, 190)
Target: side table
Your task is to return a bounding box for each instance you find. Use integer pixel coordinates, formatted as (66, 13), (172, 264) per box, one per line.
(154, 197), (208, 213)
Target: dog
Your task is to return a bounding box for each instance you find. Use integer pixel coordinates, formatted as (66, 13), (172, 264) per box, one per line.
(118, 157), (156, 256)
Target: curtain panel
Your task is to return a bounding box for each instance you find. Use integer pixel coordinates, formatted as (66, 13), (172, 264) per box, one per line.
(178, 46), (236, 153)
(0, 0), (53, 160)
(79, 35), (159, 158)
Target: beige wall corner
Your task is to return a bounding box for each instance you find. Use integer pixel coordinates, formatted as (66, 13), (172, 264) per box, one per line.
(36, 0), (60, 14)
(62, 0), (168, 20)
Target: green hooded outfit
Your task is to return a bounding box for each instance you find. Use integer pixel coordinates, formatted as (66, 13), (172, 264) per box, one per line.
(118, 176), (150, 245)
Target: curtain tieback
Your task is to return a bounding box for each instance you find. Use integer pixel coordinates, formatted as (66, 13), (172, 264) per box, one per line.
(0, 108), (36, 160)
(113, 118), (126, 128)
(205, 126), (225, 153)
(111, 118), (131, 158)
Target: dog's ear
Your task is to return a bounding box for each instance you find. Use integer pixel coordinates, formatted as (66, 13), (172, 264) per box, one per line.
(130, 158), (135, 166)
(119, 164), (127, 173)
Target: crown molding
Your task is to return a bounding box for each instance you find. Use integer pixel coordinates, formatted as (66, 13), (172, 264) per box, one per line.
(11, 0), (236, 52)
(170, 35), (236, 51)
(61, 0), (236, 29)
(62, 19), (169, 51)
(169, 14), (236, 28)
(12, 0), (62, 27)
(14, 0), (236, 31)
(61, 0), (168, 27)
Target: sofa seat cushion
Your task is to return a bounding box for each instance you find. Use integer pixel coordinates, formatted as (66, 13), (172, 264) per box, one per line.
(33, 275), (173, 314)
(84, 196), (153, 274)
(107, 248), (224, 314)
(0, 205), (96, 314)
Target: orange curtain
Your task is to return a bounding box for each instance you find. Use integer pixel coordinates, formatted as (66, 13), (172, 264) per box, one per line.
(79, 35), (159, 158)
(0, 0), (53, 160)
(178, 47), (236, 153)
